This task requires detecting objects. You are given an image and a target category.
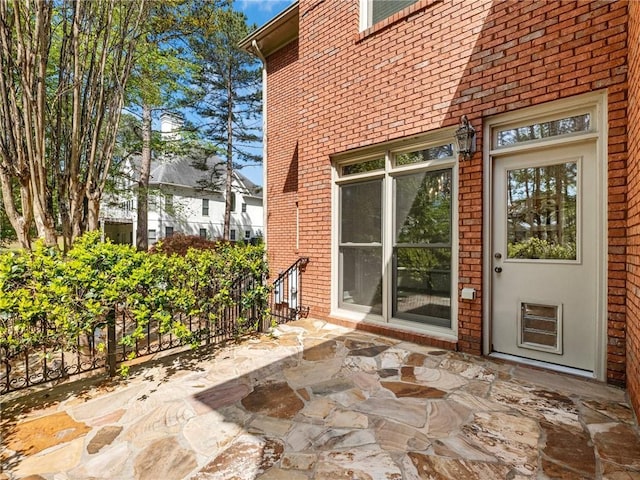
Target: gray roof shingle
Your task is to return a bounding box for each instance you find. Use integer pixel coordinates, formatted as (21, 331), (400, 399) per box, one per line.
(143, 155), (262, 198)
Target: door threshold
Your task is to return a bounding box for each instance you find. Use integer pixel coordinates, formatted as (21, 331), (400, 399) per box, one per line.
(489, 352), (595, 379)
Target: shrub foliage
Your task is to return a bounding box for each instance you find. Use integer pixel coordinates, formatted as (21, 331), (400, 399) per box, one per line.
(149, 233), (221, 256)
(507, 237), (576, 260)
(0, 232), (268, 364)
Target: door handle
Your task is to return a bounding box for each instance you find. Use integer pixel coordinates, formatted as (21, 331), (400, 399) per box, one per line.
(494, 267), (502, 273)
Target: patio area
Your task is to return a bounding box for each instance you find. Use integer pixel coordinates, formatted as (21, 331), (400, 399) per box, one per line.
(1, 318), (639, 480)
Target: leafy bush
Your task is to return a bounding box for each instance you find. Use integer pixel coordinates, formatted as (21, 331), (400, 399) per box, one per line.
(0, 231), (268, 364)
(507, 237), (576, 260)
(149, 233), (221, 256)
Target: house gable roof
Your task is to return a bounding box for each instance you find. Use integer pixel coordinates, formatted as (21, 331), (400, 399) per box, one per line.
(144, 155), (262, 199)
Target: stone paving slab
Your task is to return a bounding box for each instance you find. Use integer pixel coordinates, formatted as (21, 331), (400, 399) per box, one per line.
(1, 318), (639, 479)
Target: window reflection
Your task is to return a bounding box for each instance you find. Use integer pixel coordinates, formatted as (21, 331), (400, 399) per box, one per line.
(394, 170), (452, 327)
(396, 144), (454, 166)
(497, 114), (590, 147)
(507, 162), (577, 260)
(394, 247), (451, 326)
(395, 170), (451, 244)
(342, 158), (384, 176)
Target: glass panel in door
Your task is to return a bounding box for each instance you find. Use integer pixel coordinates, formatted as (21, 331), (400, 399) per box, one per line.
(506, 162), (578, 260)
(393, 169), (452, 327)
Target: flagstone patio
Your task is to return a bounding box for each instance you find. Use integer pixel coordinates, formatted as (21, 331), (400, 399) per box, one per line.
(1, 318), (639, 479)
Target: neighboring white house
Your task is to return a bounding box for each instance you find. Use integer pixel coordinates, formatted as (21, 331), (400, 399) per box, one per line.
(100, 155), (263, 246)
(101, 113), (263, 246)
(100, 112), (262, 246)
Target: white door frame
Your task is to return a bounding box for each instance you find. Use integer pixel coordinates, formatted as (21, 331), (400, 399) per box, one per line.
(482, 90), (608, 380)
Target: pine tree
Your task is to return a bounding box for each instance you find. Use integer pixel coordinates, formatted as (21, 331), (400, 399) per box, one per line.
(187, 2), (261, 240)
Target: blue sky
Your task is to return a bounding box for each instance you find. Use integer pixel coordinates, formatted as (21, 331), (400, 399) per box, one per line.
(233, 0), (295, 186)
(236, 0), (295, 29)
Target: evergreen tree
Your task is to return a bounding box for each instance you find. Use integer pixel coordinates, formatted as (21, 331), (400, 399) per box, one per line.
(187, 2), (261, 240)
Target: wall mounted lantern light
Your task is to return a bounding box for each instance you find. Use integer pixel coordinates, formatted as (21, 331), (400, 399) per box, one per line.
(455, 115), (476, 160)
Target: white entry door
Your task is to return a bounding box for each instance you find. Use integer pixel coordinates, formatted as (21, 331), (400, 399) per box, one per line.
(491, 141), (598, 371)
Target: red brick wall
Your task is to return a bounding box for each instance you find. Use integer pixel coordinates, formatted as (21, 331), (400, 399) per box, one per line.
(265, 39), (300, 275)
(266, 0), (629, 381)
(627, 0), (640, 416)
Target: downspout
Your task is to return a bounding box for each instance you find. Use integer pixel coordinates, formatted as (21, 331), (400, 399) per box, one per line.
(252, 39), (268, 250)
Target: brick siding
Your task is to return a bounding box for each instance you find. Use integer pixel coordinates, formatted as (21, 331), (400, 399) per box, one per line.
(265, 0), (630, 387)
(266, 39), (300, 275)
(627, 0), (640, 417)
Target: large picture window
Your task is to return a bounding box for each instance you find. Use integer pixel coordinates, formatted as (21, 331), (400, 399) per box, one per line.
(335, 136), (456, 333)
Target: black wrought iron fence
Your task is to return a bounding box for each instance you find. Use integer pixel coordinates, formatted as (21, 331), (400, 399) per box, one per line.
(0, 321), (107, 394)
(1, 258), (309, 395)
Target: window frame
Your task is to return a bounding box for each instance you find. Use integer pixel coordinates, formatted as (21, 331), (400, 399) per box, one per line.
(202, 198), (209, 216)
(332, 128), (458, 339)
(148, 193), (158, 212)
(359, 0), (418, 31)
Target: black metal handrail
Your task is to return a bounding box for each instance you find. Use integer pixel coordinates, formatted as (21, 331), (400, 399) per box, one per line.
(269, 257), (309, 324)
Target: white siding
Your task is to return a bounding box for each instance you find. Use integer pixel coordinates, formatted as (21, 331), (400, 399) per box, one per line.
(100, 159), (263, 246)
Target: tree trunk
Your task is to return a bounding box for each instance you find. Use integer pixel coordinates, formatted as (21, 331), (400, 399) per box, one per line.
(0, 174), (31, 249)
(86, 196), (101, 232)
(33, 207), (57, 247)
(30, 163), (57, 246)
(0, 1), (56, 249)
(66, 184), (85, 245)
(223, 71), (233, 241)
(0, 0), (147, 248)
(59, 179), (72, 252)
(31, 0), (57, 247)
(136, 104), (152, 250)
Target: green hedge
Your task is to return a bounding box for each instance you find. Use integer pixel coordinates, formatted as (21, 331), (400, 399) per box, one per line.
(0, 232), (268, 360)
(507, 237), (576, 260)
